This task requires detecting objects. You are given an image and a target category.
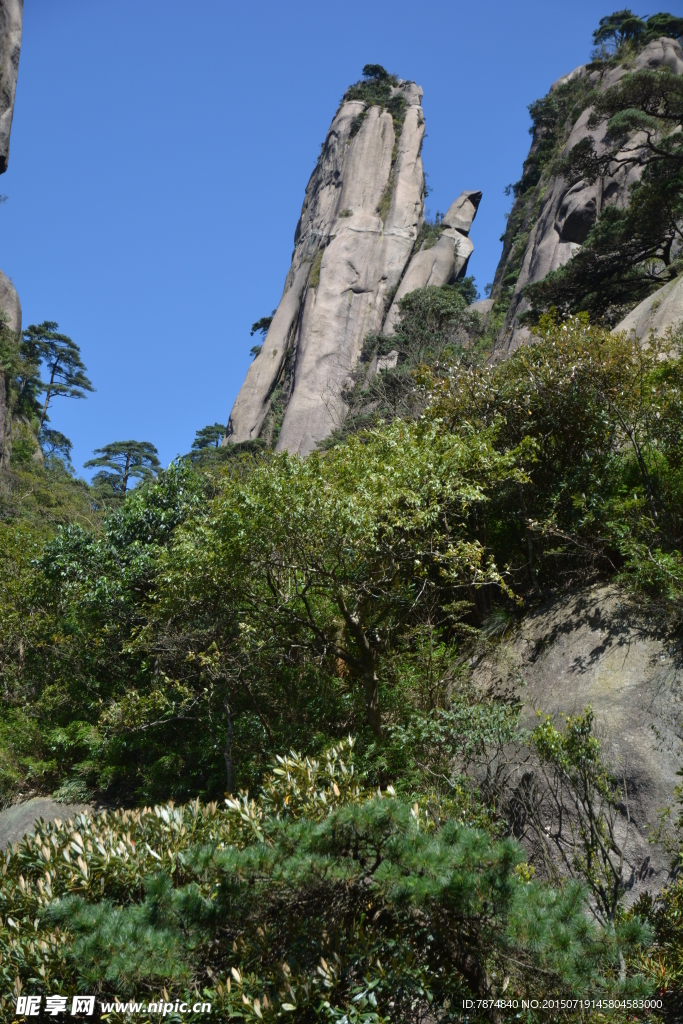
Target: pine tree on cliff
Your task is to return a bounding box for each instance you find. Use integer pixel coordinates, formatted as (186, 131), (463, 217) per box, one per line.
(524, 14), (683, 321)
(85, 440), (160, 493)
(22, 321), (94, 429)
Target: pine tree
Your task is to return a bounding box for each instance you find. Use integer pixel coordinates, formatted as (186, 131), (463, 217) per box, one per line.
(191, 422), (226, 452)
(592, 10), (646, 52)
(22, 321), (94, 429)
(84, 440), (160, 493)
(250, 311), (276, 359)
(39, 427), (73, 466)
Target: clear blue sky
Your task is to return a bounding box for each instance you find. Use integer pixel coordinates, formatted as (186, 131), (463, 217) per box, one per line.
(3, 0), (678, 476)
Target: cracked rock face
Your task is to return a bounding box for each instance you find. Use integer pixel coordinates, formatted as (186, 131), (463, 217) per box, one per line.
(0, 0), (22, 174)
(0, 0), (22, 474)
(382, 190), (480, 336)
(226, 79), (481, 456)
(471, 585), (682, 900)
(227, 82), (425, 455)
(493, 37), (683, 357)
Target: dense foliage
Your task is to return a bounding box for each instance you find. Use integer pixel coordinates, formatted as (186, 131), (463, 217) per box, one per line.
(3, 17), (683, 1019)
(0, 741), (655, 1023)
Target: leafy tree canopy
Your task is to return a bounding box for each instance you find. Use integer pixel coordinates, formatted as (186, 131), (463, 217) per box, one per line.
(593, 9), (683, 53)
(250, 311), (275, 337)
(362, 63), (390, 80)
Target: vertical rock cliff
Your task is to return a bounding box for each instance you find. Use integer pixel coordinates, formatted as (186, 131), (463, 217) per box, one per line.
(0, 0), (22, 472)
(0, 0), (21, 174)
(226, 71), (479, 455)
(382, 190), (480, 335)
(491, 36), (683, 356)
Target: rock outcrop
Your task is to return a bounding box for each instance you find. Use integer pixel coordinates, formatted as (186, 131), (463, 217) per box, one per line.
(0, 265), (21, 333)
(0, 797), (92, 852)
(382, 190), (480, 335)
(0, 0), (21, 174)
(0, 0), (22, 473)
(226, 76), (479, 456)
(491, 37), (683, 357)
(613, 274), (683, 340)
(472, 584), (682, 899)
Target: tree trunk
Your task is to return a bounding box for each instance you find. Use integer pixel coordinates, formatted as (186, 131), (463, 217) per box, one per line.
(335, 593), (382, 737)
(39, 363), (58, 430)
(224, 703), (234, 794)
(363, 660), (382, 738)
(122, 452), (131, 492)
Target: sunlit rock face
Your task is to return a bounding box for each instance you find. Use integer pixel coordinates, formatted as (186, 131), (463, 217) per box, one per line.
(0, 0), (22, 473)
(613, 275), (683, 340)
(492, 37), (683, 357)
(382, 190), (480, 336)
(225, 78), (479, 456)
(0, 0), (21, 174)
(471, 584), (683, 902)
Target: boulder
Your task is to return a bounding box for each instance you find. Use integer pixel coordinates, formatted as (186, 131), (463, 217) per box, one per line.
(382, 190), (480, 335)
(471, 584), (682, 899)
(613, 275), (683, 340)
(0, 798), (92, 852)
(469, 298), (494, 316)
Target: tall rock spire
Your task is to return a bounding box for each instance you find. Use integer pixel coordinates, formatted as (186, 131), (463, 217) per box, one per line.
(226, 76), (424, 456)
(226, 70), (480, 456)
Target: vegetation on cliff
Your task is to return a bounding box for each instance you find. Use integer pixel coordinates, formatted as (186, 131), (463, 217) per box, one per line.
(2, 13), (683, 1021)
(2, 300), (683, 1017)
(493, 8), (683, 331)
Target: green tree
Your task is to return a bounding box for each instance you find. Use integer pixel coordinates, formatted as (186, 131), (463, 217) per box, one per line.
(0, 740), (653, 1018)
(362, 63), (390, 80)
(644, 13), (683, 42)
(148, 420), (518, 740)
(85, 440), (161, 493)
(592, 10), (646, 53)
(1, 312), (43, 472)
(190, 422), (226, 452)
(250, 312), (275, 337)
(39, 427), (73, 466)
(250, 311), (276, 359)
(22, 321), (94, 430)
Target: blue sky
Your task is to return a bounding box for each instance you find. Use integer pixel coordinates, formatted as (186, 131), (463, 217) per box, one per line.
(3, 0), (677, 476)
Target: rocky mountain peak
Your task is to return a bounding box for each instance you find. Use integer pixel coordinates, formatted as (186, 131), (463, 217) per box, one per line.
(226, 71), (480, 455)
